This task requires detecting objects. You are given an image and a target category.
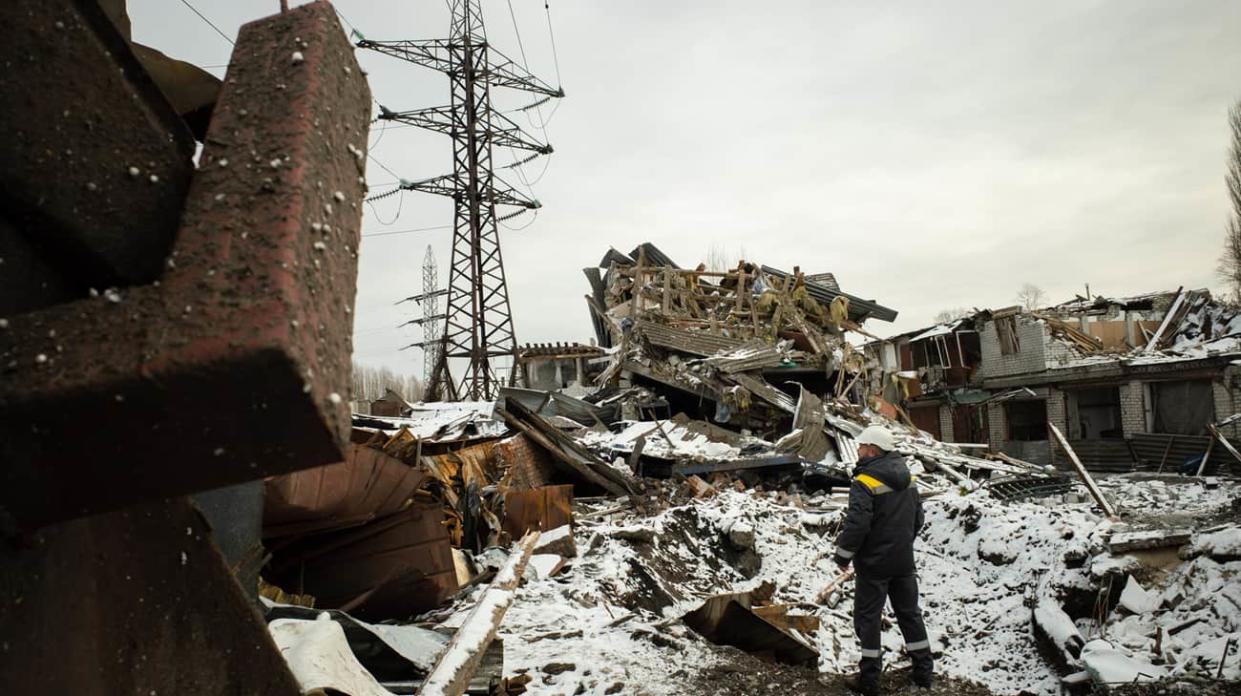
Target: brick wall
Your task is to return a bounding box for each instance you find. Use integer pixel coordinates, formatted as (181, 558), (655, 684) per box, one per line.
(1213, 374), (1239, 438)
(1119, 381), (1147, 436)
(1046, 388), (1068, 435)
(938, 404), (954, 443)
(987, 401), (1006, 449)
(979, 317), (1051, 379)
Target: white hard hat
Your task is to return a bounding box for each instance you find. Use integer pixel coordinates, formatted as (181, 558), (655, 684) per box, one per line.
(855, 425), (896, 451)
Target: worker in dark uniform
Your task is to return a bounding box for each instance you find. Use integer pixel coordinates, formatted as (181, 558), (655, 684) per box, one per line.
(833, 426), (933, 695)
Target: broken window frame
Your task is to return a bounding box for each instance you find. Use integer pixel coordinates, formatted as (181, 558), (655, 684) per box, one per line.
(995, 316), (1021, 356)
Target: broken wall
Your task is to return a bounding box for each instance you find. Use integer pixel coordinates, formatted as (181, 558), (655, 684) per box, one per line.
(979, 317), (1054, 379)
(985, 386), (1070, 466)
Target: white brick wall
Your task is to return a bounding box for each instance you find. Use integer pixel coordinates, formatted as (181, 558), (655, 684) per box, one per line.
(1213, 377), (1238, 438)
(1118, 381), (1147, 436)
(1046, 388), (1067, 435)
(987, 401), (1006, 449)
(978, 317), (1051, 379)
(939, 404), (954, 443)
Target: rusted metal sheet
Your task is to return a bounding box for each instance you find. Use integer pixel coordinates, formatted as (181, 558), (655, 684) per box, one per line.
(267, 503), (459, 621)
(264, 443), (428, 538)
(0, 497), (301, 695)
(0, 1), (372, 529)
(0, 0), (195, 290)
(502, 484), (573, 539)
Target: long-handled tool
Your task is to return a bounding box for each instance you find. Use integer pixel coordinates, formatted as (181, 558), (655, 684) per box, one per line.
(816, 566), (855, 608)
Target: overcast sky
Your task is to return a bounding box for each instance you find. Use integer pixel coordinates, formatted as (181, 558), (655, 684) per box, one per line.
(130, 0), (1241, 379)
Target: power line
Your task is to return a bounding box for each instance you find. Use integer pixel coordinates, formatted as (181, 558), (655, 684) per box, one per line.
(367, 153), (403, 181)
(365, 189), (405, 225)
(177, 0), (233, 46)
(361, 224), (453, 239)
(545, 1), (564, 89)
(507, 0), (532, 70)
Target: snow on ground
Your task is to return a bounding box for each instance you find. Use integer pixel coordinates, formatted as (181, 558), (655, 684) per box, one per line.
(429, 476), (1241, 695)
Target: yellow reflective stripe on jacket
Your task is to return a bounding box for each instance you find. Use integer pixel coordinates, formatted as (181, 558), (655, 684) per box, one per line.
(855, 473), (893, 494)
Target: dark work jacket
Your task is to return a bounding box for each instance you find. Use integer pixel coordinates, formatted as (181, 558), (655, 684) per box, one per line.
(832, 450), (924, 578)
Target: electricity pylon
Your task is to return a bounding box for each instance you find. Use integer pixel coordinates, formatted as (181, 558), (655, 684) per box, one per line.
(360, 1), (563, 400)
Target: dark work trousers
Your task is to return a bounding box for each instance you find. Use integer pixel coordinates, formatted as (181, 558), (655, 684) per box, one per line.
(853, 572), (933, 683)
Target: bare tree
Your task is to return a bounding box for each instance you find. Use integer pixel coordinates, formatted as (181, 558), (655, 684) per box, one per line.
(351, 361), (423, 403)
(1218, 102), (1241, 304)
(933, 307), (973, 324)
(1016, 283), (1046, 311)
(703, 244), (749, 272)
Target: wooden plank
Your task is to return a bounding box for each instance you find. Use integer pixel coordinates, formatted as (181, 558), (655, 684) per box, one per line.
(417, 531), (540, 696)
(1049, 424), (1116, 517)
(1209, 424), (1241, 465)
(1143, 287), (1184, 352)
(1196, 436), (1216, 477)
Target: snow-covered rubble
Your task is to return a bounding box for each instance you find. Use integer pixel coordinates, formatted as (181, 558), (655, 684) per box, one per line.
(578, 420), (774, 462)
(422, 475), (1241, 695)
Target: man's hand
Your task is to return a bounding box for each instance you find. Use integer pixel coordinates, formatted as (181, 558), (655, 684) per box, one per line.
(833, 552), (852, 569)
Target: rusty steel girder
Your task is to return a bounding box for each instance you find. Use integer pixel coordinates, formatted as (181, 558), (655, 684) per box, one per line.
(0, 0), (196, 305)
(0, 496), (304, 694)
(0, 0), (372, 530)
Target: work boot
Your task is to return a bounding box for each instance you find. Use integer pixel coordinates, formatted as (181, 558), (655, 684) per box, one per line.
(843, 673), (880, 696)
(910, 649), (934, 689)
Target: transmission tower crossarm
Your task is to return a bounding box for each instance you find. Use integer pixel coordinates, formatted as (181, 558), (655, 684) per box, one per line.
(356, 38), (454, 74)
(359, 39), (564, 98)
(398, 173), (541, 209)
(400, 174), (456, 199)
(379, 106), (552, 153)
(396, 288), (449, 304)
(398, 314), (447, 327)
(488, 177), (542, 208)
(485, 46), (565, 97)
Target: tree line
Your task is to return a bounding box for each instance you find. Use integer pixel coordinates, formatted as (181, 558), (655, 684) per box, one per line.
(350, 361), (424, 404)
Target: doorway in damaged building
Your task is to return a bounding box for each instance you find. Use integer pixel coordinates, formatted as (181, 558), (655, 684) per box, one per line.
(1149, 380), (1215, 435)
(1066, 386), (1123, 440)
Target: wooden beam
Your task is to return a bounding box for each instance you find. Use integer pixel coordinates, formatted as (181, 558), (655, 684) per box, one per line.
(1211, 424), (1241, 466)
(1048, 424), (1116, 517)
(417, 531), (541, 696)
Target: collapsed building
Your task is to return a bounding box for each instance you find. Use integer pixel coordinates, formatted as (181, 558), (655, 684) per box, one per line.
(867, 289), (1241, 476)
(243, 244), (1241, 696)
(1, 3), (1237, 693)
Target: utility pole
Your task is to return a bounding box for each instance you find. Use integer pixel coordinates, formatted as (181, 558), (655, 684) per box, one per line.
(360, 1), (563, 401)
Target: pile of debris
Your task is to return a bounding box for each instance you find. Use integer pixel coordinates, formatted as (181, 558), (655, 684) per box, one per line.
(255, 244), (1241, 696)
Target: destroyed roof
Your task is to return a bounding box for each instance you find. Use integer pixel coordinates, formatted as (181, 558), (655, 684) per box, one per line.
(352, 401), (507, 442)
(597, 242), (682, 270)
(1047, 290), (1180, 315)
(595, 241), (897, 324)
(760, 265), (898, 323)
(907, 319), (965, 342)
(803, 272), (840, 292)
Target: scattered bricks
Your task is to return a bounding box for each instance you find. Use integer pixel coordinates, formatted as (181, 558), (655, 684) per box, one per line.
(0, 1), (372, 529)
(0, 0), (194, 290)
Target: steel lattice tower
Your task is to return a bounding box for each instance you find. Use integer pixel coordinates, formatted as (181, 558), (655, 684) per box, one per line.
(361, 1), (562, 401)
(420, 245), (440, 383)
